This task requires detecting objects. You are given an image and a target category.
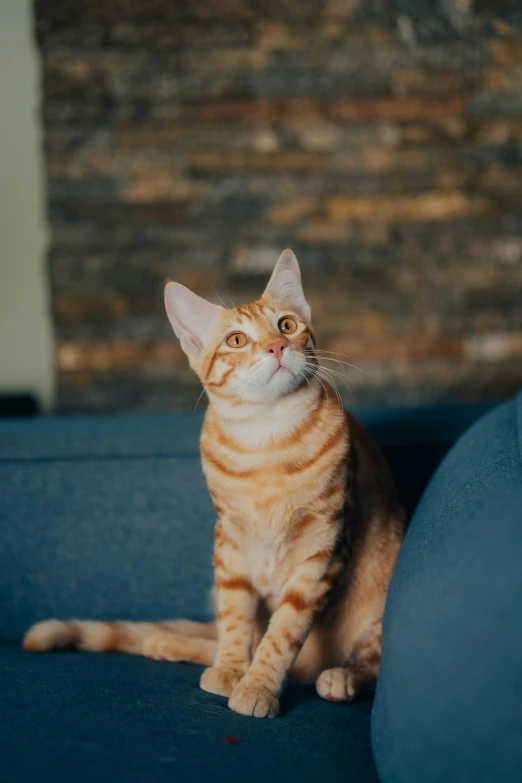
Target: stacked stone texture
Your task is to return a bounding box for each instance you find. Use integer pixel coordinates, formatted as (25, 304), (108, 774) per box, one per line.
(35, 0), (522, 411)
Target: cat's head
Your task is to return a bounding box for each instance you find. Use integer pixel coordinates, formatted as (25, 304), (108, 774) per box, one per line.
(164, 249), (316, 403)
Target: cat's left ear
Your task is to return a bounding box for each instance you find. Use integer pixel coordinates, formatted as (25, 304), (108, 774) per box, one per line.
(262, 249), (312, 324)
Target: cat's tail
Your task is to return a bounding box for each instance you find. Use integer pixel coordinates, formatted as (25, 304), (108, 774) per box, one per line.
(23, 618), (217, 665)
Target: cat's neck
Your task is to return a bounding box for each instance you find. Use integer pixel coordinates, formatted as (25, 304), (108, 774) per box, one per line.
(206, 375), (326, 448)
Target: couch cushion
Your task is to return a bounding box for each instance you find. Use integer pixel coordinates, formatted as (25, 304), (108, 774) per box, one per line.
(372, 393), (522, 783)
(0, 642), (378, 783)
(0, 450), (216, 640)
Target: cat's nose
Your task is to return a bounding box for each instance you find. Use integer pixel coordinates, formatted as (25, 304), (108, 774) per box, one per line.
(265, 340), (286, 363)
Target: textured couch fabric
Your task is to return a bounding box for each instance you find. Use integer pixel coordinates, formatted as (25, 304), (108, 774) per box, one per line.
(372, 392), (522, 783)
(0, 401), (505, 782)
(0, 644), (376, 783)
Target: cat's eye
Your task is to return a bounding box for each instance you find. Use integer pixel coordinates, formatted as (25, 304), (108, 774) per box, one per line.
(278, 317), (297, 335)
(226, 332), (247, 348)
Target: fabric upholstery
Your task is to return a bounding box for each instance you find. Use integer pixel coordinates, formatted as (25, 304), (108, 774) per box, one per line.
(372, 393), (522, 783)
(0, 642), (377, 783)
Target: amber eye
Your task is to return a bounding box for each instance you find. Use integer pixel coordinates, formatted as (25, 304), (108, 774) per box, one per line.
(278, 317), (297, 335)
(226, 332), (247, 348)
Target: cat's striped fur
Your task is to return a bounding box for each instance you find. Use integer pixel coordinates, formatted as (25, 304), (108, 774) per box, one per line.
(24, 249), (404, 718)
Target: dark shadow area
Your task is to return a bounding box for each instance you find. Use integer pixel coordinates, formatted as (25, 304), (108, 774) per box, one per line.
(282, 681), (375, 717)
(382, 443), (452, 520)
(0, 394), (39, 417)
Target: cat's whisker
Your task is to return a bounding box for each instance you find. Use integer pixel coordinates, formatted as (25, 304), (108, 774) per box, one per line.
(304, 351), (367, 376)
(305, 349), (358, 361)
(225, 289), (237, 309)
(306, 368), (330, 410)
(314, 363), (354, 392)
(320, 366), (354, 402)
(300, 371), (312, 390)
(304, 350), (353, 362)
(193, 382), (211, 412)
(210, 285), (233, 312)
(313, 367), (344, 410)
(302, 362), (352, 406)
(326, 369), (350, 405)
(303, 361), (349, 385)
(306, 365), (341, 411)
(315, 356), (366, 377)
(307, 361), (361, 395)
(305, 359), (349, 380)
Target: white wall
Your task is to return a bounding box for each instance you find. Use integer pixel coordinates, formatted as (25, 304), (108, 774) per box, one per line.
(0, 0), (54, 410)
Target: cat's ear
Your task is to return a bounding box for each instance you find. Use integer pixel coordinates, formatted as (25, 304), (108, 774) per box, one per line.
(262, 248), (311, 324)
(164, 282), (223, 358)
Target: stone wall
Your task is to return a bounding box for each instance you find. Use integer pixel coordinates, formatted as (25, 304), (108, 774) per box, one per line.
(35, 0), (522, 411)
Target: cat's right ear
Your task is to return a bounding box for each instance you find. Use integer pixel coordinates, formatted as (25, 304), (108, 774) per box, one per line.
(164, 282), (223, 358)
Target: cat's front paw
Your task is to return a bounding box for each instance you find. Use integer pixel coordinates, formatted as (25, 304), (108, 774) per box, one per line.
(228, 681), (279, 718)
(200, 666), (243, 698)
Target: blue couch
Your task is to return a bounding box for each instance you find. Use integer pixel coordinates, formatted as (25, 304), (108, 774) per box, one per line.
(1, 397), (520, 783)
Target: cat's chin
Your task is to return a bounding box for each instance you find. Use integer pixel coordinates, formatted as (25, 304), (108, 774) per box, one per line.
(242, 369), (310, 403)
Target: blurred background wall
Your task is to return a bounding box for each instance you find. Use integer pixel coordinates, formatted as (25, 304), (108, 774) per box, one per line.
(0, 0), (53, 412)
(34, 0), (522, 413)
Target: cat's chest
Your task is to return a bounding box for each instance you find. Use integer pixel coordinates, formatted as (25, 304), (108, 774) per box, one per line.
(246, 531), (288, 601)
(206, 457), (304, 531)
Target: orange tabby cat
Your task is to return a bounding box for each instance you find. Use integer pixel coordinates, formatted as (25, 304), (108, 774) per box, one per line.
(24, 249), (404, 718)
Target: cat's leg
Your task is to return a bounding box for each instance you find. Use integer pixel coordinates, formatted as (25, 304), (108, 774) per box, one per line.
(199, 579), (257, 697)
(289, 625), (335, 682)
(200, 519), (257, 698)
(316, 520), (401, 702)
(228, 524), (338, 717)
(315, 621), (381, 702)
(143, 631), (217, 664)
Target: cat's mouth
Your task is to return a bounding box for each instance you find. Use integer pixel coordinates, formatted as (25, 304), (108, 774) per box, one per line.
(269, 365), (290, 381)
